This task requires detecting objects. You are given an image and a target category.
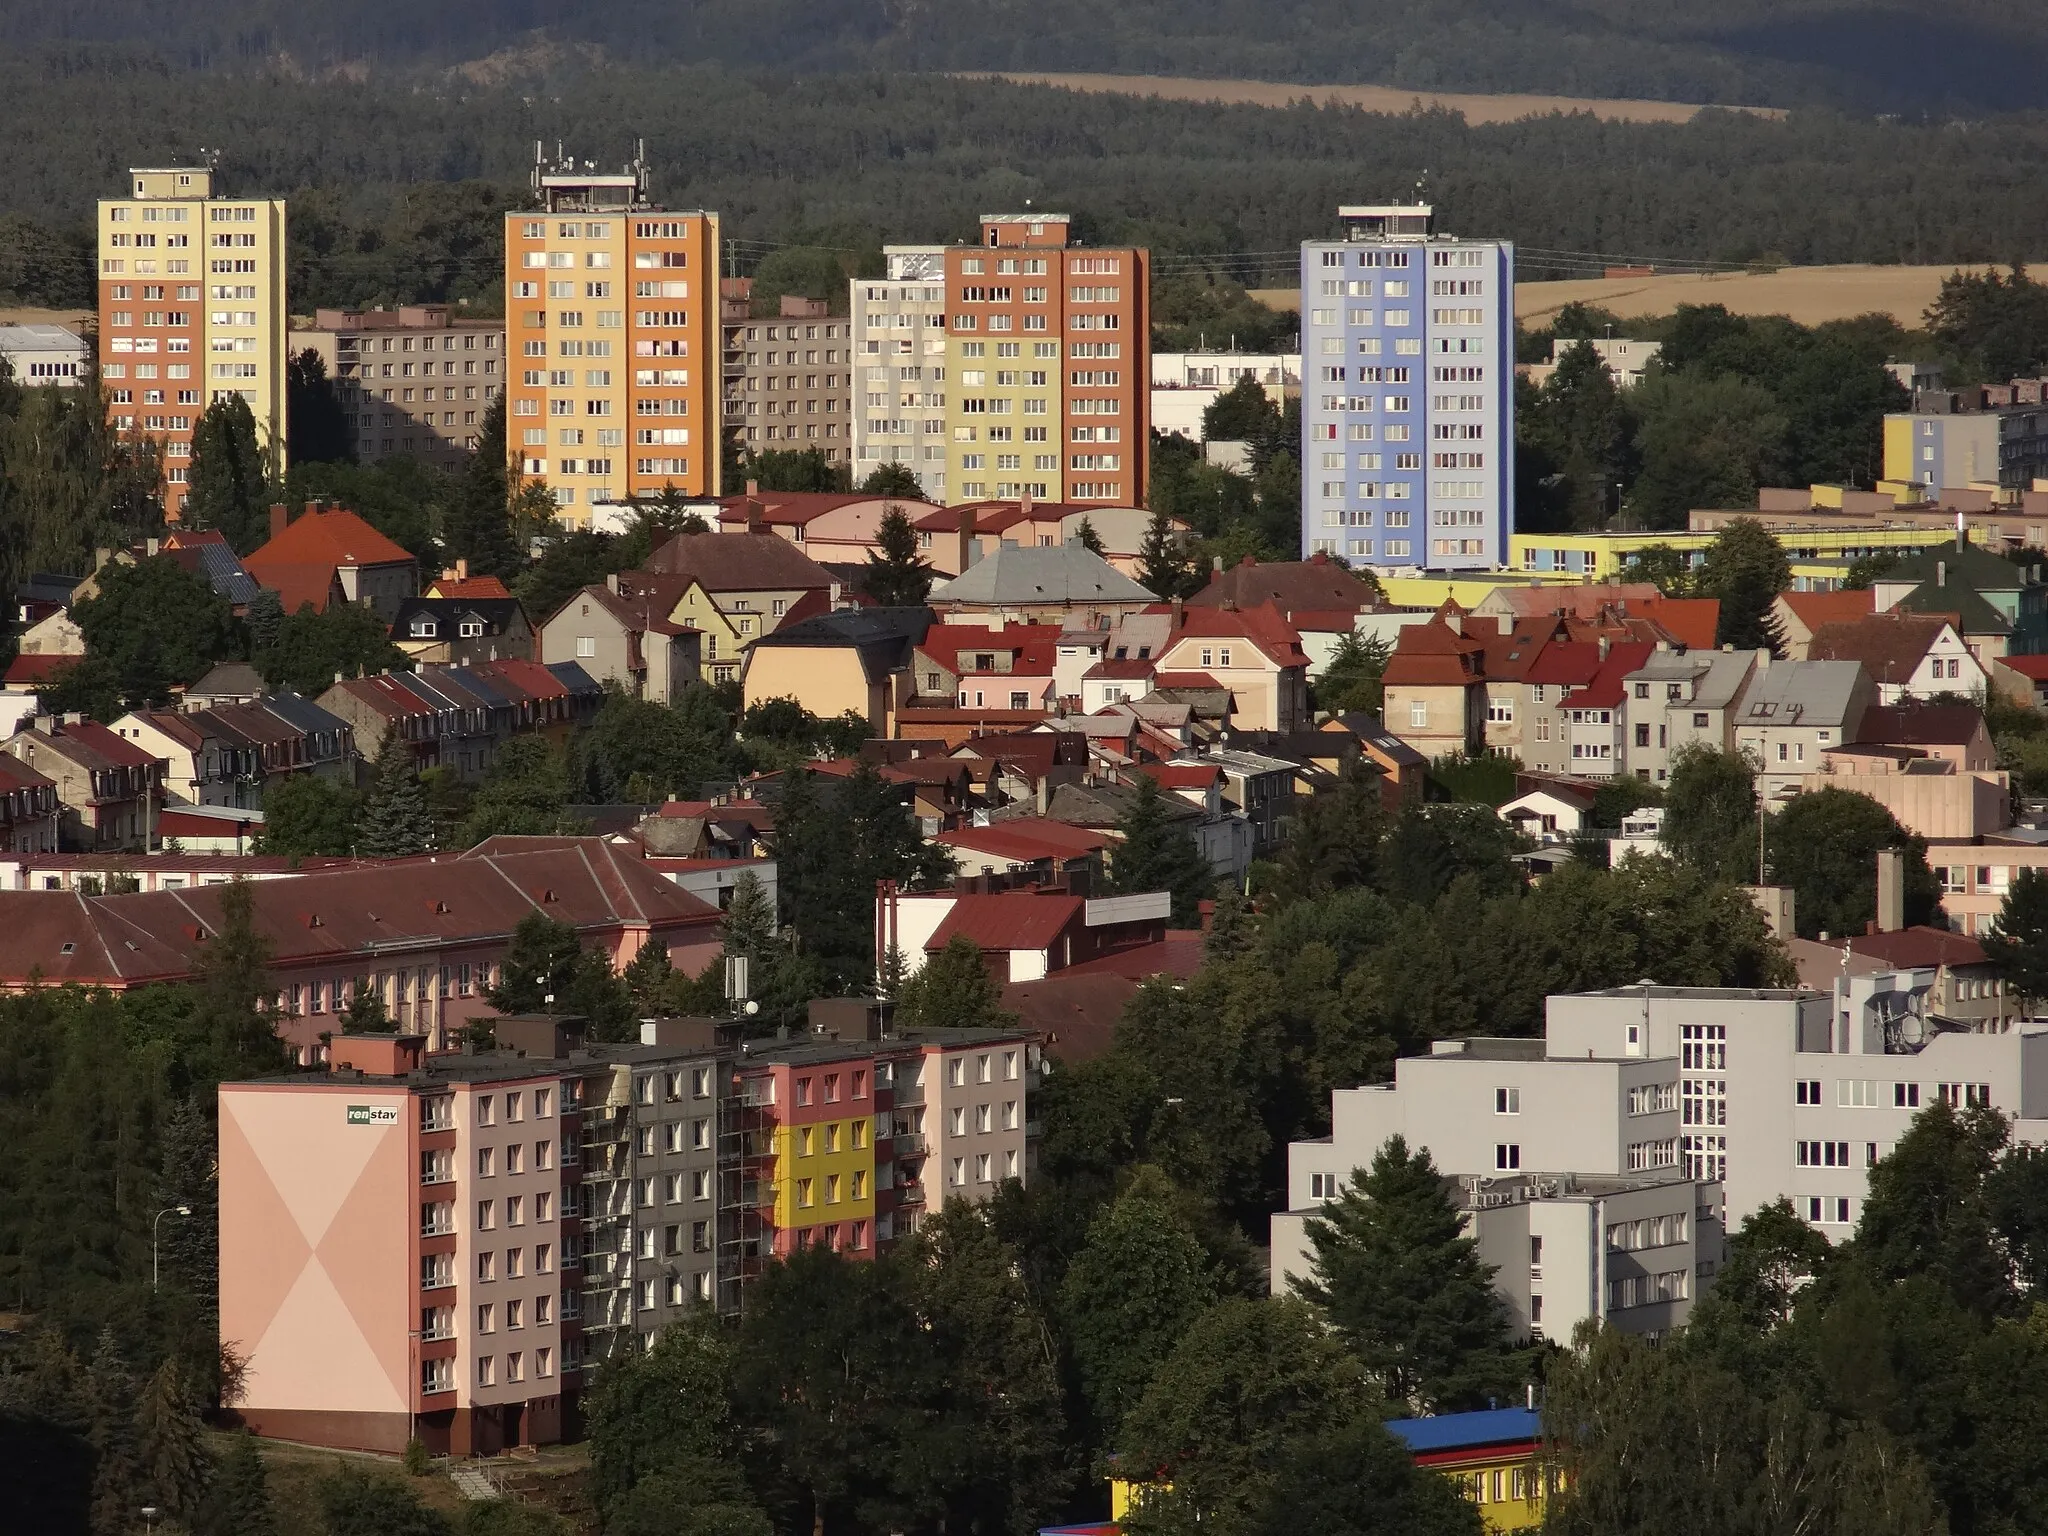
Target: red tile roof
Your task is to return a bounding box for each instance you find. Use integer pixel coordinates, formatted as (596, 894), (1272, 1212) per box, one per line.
(1808, 611), (1956, 684)
(1485, 583), (1662, 618)
(1151, 600), (1311, 668)
(1137, 762), (1222, 790)
(642, 528), (840, 592)
(427, 575), (516, 600)
(1842, 925), (1990, 968)
(1382, 618), (1486, 687)
(1000, 973), (1140, 1063)
(926, 891), (1085, 953)
(1641, 598), (1721, 651)
(1562, 643), (1658, 708)
(718, 492), (879, 526)
(1152, 671), (1224, 690)
(1523, 641), (1609, 688)
(0, 838), (718, 987)
(1063, 932), (1208, 980)
(915, 623), (1063, 674)
(1083, 658), (1157, 680)
(244, 509), (416, 615)
(2001, 655), (2048, 680)
(937, 820), (1113, 864)
(1186, 554), (1383, 618)
(3, 652), (76, 686)
(1857, 703), (1988, 747)
(1780, 589), (1877, 633)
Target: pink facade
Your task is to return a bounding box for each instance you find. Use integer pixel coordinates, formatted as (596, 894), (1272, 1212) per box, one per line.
(220, 1083), (417, 1451)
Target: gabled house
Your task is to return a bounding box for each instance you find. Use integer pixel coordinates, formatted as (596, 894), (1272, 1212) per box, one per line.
(537, 582), (701, 704)
(3, 716), (164, 851)
(740, 607), (935, 732)
(1733, 659), (1876, 798)
(925, 541), (1158, 629)
(1855, 703), (1997, 773)
(641, 526), (843, 636)
(1772, 589), (1875, 659)
(1144, 602), (1310, 733)
(911, 623), (1062, 713)
(1873, 533), (2048, 666)
(1806, 611), (1986, 704)
(1382, 613), (1487, 758)
(391, 596), (534, 667)
(1559, 643), (1656, 779)
(0, 753), (61, 854)
(242, 503), (419, 621)
(1617, 647), (1761, 784)
(1319, 713), (1429, 809)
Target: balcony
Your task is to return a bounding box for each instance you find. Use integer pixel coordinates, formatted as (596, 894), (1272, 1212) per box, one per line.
(897, 1183), (926, 1206)
(892, 1133), (928, 1156)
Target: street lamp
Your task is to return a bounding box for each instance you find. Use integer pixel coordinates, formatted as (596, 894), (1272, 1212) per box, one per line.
(152, 1205), (192, 1291)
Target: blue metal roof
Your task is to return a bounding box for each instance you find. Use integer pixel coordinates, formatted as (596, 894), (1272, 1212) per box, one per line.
(1384, 1407), (1541, 1453)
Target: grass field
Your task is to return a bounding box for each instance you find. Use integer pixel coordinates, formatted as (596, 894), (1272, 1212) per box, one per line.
(949, 71), (1786, 125)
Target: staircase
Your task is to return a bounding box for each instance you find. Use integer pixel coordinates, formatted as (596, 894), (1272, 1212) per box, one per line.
(448, 1464), (503, 1501)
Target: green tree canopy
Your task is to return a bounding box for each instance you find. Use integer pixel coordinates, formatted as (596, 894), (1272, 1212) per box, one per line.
(863, 502), (936, 606)
(1662, 743), (1761, 883)
(185, 394), (272, 553)
(286, 348), (353, 466)
(895, 933), (1014, 1032)
(42, 554), (237, 718)
(1981, 866), (2048, 1004)
(1768, 787), (1942, 938)
(1108, 773), (1216, 926)
(251, 772), (360, 857)
(858, 461), (926, 498)
(255, 600), (405, 697)
(1299, 1134), (1524, 1410)
(1697, 517), (1792, 651)
(357, 733), (437, 858)
(485, 910), (635, 1040)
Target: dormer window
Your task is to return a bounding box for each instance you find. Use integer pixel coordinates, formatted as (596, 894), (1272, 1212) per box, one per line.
(459, 620), (484, 637)
(412, 619), (438, 638)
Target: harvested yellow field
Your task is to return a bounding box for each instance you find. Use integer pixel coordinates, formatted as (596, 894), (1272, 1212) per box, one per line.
(950, 71), (1785, 126)
(1250, 265), (2017, 328)
(1515, 264), (2004, 328)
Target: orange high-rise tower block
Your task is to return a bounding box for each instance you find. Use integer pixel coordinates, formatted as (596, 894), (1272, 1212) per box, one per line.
(504, 147), (721, 529)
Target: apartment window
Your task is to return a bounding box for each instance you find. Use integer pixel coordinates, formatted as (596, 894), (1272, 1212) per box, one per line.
(948, 1058), (966, 1087)
(1495, 1087), (1520, 1115)
(950, 1107), (967, 1138)
(477, 1356), (495, 1387)
(1895, 1082), (1921, 1108)
(1496, 1144), (1521, 1171)
(477, 1251), (496, 1282)
(477, 1200), (495, 1230)
(1796, 1080), (1822, 1105)
(976, 1153), (994, 1184)
(693, 1169), (711, 1201)
(1796, 1141), (1853, 1168)
(1310, 1172), (1339, 1201)
(1410, 701), (1428, 729)
(477, 1146), (495, 1178)
(950, 1157), (967, 1187)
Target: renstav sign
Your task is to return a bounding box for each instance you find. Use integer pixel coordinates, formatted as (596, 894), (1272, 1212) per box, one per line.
(346, 1104), (400, 1127)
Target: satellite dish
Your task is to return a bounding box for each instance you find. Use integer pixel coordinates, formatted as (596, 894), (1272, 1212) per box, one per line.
(1901, 1013), (1927, 1045)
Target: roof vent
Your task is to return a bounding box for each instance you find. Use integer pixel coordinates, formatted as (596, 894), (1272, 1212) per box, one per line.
(433, 899), (450, 914)
(59, 942), (75, 955)
(306, 912), (322, 927)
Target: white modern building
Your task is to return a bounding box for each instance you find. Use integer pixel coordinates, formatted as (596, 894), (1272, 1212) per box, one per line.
(1150, 350), (1300, 442)
(1271, 1037), (1719, 1343)
(1299, 203), (1513, 572)
(1275, 979), (2048, 1340)
(0, 324), (89, 386)
(850, 246), (950, 499)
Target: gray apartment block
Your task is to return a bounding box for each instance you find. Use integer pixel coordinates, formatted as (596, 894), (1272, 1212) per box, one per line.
(568, 1031), (729, 1358)
(851, 246), (951, 499)
(1272, 1038), (1720, 1342)
(1299, 204), (1513, 571)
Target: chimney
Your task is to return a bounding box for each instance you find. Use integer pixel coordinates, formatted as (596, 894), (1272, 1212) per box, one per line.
(1171, 597), (1185, 628)
(145, 537), (159, 557)
(1444, 611), (1462, 637)
(1876, 848), (1905, 933)
(958, 514), (976, 577)
(1956, 507), (1967, 551)
(1020, 490), (1033, 517)
(606, 573), (620, 594)
(455, 558), (469, 581)
(1937, 560), (1947, 588)
(747, 479), (759, 496)
(1498, 615), (1514, 635)
(744, 499), (764, 537)
(1598, 635), (1610, 660)
(269, 504), (289, 541)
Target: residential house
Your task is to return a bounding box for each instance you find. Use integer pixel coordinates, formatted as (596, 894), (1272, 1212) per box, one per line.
(881, 885), (1171, 984)
(1181, 747), (1299, 858)
(1993, 654), (2048, 707)
(933, 819), (1113, 882)
(1475, 617), (1568, 760)
(242, 503), (419, 620)
(1772, 589), (1876, 659)
(741, 607), (935, 732)
(1873, 534), (2048, 667)
(1617, 647), (1761, 785)
(640, 526), (844, 644)
(538, 583), (702, 705)
(391, 595), (534, 667)
(1382, 614), (1488, 758)
(911, 623), (1062, 713)
(423, 565), (515, 601)
(114, 694), (357, 809)
(1514, 641), (1608, 776)
(1732, 660), (1876, 798)
(1318, 714), (1429, 810)
(3, 716), (163, 851)
(712, 489), (911, 565)
(1856, 703), (1998, 773)
(317, 663), (600, 780)
(1560, 643), (1657, 779)
(183, 663), (268, 709)
(912, 502), (1173, 580)
(1807, 611), (1986, 703)
(924, 541), (1157, 629)
(1028, 771), (1253, 879)
(1498, 780), (1597, 845)
(0, 754), (61, 853)
(158, 529), (263, 614)
(1143, 602), (1311, 733)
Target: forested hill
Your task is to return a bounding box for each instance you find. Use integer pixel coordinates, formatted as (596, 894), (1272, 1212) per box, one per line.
(10, 0), (2048, 111)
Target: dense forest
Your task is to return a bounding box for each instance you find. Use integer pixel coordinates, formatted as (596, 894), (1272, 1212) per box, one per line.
(10, 54), (2048, 318)
(7, 0), (2048, 110)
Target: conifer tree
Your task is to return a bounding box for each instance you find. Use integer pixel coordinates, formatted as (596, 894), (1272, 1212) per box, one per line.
(442, 391), (521, 579)
(1074, 516), (1106, 555)
(1983, 867), (2048, 1006)
(86, 1329), (145, 1536)
(185, 394), (271, 553)
(195, 1434), (276, 1536)
(357, 731), (437, 858)
(1299, 1134), (1523, 1411)
(1108, 774), (1216, 925)
(155, 1098), (219, 1319)
(863, 503), (936, 606)
(895, 933), (1014, 1031)
(137, 1356), (210, 1521)
(1136, 506), (1196, 599)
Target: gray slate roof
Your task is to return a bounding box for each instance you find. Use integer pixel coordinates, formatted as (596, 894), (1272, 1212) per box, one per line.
(929, 544), (1156, 606)
(1736, 659), (1865, 729)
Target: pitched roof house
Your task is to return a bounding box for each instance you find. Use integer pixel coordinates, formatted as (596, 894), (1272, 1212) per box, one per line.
(241, 504), (419, 620)
(537, 583), (701, 704)
(1806, 611), (1985, 703)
